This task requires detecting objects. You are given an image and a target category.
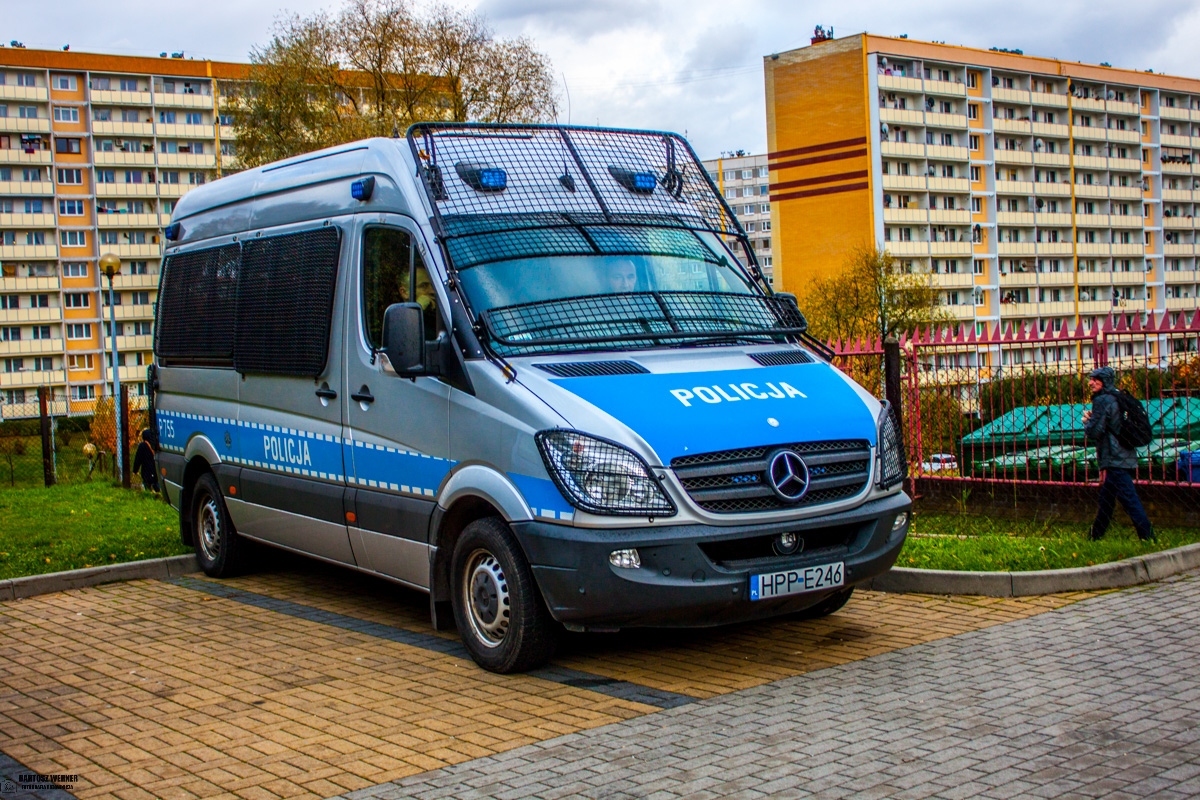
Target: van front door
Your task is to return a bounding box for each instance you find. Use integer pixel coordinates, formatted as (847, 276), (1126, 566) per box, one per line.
(343, 221), (452, 589)
(233, 224), (355, 564)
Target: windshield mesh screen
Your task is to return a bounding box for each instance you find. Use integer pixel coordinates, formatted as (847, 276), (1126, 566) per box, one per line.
(482, 292), (806, 355)
(407, 124), (751, 272)
(155, 244), (240, 362)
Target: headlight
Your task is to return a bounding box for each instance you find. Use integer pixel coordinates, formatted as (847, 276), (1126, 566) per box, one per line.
(535, 430), (676, 516)
(877, 400), (906, 490)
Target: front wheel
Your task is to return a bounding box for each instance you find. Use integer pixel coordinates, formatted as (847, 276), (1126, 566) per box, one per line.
(191, 473), (251, 578)
(451, 517), (558, 673)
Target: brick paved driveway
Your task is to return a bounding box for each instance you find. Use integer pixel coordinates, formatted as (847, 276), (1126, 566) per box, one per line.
(0, 552), (1148, 800)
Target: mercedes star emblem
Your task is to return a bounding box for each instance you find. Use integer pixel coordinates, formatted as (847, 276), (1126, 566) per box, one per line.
(767, 449), (810, 502)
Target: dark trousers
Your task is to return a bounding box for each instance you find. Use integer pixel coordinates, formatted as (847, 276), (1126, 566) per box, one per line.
(1091, 468), (1153, 540)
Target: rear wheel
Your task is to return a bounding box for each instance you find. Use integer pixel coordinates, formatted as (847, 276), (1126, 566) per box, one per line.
(792, 587), (854, 620)
(451, 517), (557, 673)
(191, 473), (251, 578)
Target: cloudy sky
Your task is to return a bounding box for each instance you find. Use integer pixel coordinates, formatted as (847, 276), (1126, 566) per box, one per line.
(5, 0), (1199, 158)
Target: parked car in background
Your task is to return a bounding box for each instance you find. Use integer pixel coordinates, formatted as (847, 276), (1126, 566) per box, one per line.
(921, 453), (958, 472)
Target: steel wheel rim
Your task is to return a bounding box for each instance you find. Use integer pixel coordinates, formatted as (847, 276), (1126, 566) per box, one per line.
(197, 496), (222, 562)
(462, 548), (510, 648)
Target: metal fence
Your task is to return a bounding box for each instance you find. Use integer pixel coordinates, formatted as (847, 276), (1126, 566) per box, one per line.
(0, 389), (148, 489)
(830, 312), (1200, 525)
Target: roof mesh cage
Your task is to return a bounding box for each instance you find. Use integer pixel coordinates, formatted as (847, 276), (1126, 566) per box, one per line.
(406, 123), (756, 274)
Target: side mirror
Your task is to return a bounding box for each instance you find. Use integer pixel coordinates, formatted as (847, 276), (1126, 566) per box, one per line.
(382, 303), (425, 375)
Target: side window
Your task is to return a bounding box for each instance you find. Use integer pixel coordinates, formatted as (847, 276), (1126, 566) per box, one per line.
(362, 227), (444, 347)
(155, 244), (240, 362)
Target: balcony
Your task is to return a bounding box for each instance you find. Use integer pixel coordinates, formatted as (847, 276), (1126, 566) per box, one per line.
(1111, 243), (1146, 256)
(1037, 272), (1077, 285)
(995, 149), (1033, 165)
(1078, 300), (1116, 313)
(1034, 212), (1072, 226)
(1111, 270), (1148, 285)
(1031, 122), (1069, 138)
(925, 112), (967, 129)
(878, 107), (925, 126)
(219, 125), (235, 140)
(0, 276), (59, 292)
(1078, 272), (1113, 286)
(877, 75), (923, 92)
(113, 273), (159, 290)
(155, 123), (215, 139)
(0, 337), (61, 356)
(115, 334), (154, 351)
(992, 88), (1030, 104)
(929, 272), (975, 288)
(995, 180), (1034, 194)
(95, 182), (157, 198)
(928, 209), (970, 224)
(1166, 296), (1199, 310)
(1033, 301), (1075, 315)
(883, 208), (928, 223)
(925, 144), (968, 161)
(113, 304), (155, 320)
(926, 177), (970, 192)
(1077, 243), (1111, 256)
(1031, 92), (1068, 108)
(0, 84), (49, 101)
(94, 151), (156, 166)
(993, 118), (1032, 135)
(1036, 242), (1074, 255)
(1075, 213), (1111, 227)
(1074, 184), (1109, 198)
(92, 121), (155, 137)
(1033, 181), (1072, 196)
(156, 152), (217, 168)
(90, 90), (153, 106)
(941, 304), (977, 320)
(1160, 133), (1191, 148)
(1072, 125), (1108, 141)
(881, 174), (926, 191)
(1032, 152), (1070, 167)
(999, 302), (1039, 317)
(1163, 189), (1193, 202)
(1113, 298), (1146, 311)
(0, 180), (53, 197)
(117, 365), (150, 383)
(1165, 243), (1197, 256)
(1074, 97), (1106, 111)
(1108, 157), (1142, 172)
(1074, 155), (1107, 170)
(0, 148), (52, 166)
(1165, 269), (1199, 283)
(0, 369), (67, 389)
(97, 213), (161, 228)
(0, 244), (57, 260)
(930, 241), (972, 256)
(158, 183), (193, 198)
(0, 306), (62, 325)
(997, 211), (1035, 225)
(108, 243), (161, 258)
(0, 213), (56, 228)
(1164, 217), (1195, 230)
(1162, 161), (1193, 175)
(0, 117), (51, 134)
(1107, 100), (1139, 116)
(1109, 185), (1142, 200)
(924, 79), (966, 97)
(1000, 271), (1039, 286)
(885, 241), (930, 256)
(1107, 128), (1140, 144)
(997, 242), (1036, 255)
(154, 92), (213, 109)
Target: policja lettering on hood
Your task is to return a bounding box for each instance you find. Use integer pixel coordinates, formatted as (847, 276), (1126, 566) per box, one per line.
(670, 382), (808, 407)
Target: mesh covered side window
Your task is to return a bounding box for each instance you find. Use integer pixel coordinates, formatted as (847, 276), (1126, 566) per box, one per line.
(155, 244), (240, 362)
(235, 227), (341, 376)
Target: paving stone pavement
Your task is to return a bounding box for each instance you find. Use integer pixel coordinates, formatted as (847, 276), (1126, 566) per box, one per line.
(344, 573), (1200, 800)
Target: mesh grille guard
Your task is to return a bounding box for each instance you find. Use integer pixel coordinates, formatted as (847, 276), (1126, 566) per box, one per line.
(405, 123), (760, 280)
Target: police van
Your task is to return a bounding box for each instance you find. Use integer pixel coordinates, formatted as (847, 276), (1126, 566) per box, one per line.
(152, 124), (911, 673)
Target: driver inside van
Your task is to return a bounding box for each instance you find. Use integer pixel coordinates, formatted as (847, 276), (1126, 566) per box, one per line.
(603, 259), (639, 293)
(411, 265), (441, 338)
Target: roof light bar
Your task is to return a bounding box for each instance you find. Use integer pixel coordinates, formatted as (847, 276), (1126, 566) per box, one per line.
(608, 166), (656, 195)
(455, 162), (507, 192)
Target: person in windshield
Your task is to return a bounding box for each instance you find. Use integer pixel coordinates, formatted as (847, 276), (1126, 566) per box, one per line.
(411, 265), (441, 338)
(604, 259), (639, 293)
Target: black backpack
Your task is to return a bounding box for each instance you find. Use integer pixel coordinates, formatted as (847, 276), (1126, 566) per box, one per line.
(1109, 389), (1153, 449)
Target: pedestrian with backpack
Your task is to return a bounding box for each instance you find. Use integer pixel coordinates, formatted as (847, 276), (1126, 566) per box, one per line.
(1082, 366), (1154, 541)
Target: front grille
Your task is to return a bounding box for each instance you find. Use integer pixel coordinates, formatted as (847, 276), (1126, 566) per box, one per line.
(671, 439), (871, 514)
(699, 523), (860, 568)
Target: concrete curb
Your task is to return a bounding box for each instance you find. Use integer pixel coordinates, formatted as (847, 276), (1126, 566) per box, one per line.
(0, 554), (198, 601)
(863, 542), (1200, 597)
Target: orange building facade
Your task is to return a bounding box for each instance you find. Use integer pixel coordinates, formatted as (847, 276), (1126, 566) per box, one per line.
(765, 34), (1200, 358)
(0, 48), (246, 418)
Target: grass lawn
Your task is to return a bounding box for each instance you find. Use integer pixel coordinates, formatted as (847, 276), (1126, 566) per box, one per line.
(0, 482), (188, 581)
(899, 512), (1200, 572)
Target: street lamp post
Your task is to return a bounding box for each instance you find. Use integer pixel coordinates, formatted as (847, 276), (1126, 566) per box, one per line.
(100, 253), (122, 480)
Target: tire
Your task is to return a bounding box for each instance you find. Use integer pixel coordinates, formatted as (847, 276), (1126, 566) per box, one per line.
(451, 517), (558, 673)
(191, 472), (251, 578)
(792, 587), (854, 620)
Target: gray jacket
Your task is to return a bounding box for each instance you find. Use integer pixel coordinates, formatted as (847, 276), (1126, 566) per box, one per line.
(1085, 387), (1138, 471)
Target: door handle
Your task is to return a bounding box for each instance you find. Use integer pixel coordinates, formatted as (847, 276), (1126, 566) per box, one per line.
(351, 386), (375, 404)
(315, 387), (338, 400)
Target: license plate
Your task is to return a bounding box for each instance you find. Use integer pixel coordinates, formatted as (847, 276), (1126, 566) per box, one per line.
(749, 561), (844, 601)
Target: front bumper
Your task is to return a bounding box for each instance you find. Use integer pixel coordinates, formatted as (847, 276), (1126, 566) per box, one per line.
(514, 491), (911, 628)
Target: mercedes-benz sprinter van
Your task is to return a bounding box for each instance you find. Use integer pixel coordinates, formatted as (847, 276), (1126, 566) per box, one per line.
(152, 124), (911, 673)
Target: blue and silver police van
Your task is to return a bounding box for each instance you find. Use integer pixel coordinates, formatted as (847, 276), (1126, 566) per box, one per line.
(151, 124), (911, 673)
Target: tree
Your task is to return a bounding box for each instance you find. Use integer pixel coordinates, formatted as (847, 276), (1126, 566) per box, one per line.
(799, 244), (949, 344)
(229, 0), (558, 168)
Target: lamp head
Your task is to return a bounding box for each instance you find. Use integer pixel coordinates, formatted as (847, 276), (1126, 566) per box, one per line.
(99, 253), (121, 279)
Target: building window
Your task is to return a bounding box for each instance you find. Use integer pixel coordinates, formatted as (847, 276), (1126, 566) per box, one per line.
(972, 197), (983, 212)
(99, 230), (119, 245)
(63, 262), (88, 277)
(60, 230), (86, 247)
(56, 168), (83, 185)
(64, 292), (90, 308)
(159, 110), (176, 124)
(59, 199), (84, 216)
(53, 75), (77, 91)
(52, 107), (80, 123)
(131, 291), (150, 306)
(68, 353), (94, 371)
(96, 169), (116, 184)
(968, 104), (979, 120)
(969, 135), (980, 151)
(66, 323), (92, 339)
(129, 261), (148, 275)
(71, 385), (96, 401)
(185, 112), (204, 125)
(188, 171), (206, 185)
(55, 137), (82, 153)
(18, 106), (39, 119)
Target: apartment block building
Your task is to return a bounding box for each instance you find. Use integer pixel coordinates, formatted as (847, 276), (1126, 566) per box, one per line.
(0, 48), (245, 418)
(764, 34), (1200, 364)
(700, 153), (776, 285)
